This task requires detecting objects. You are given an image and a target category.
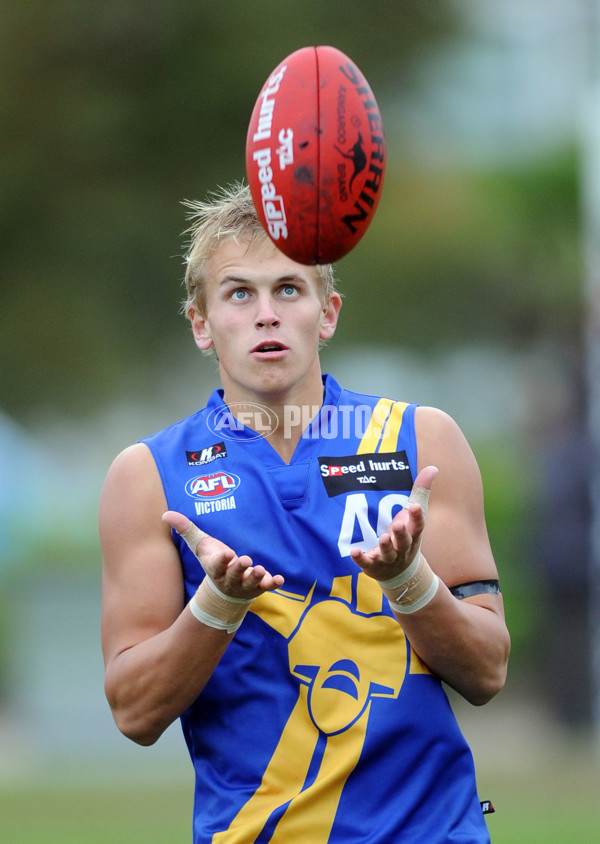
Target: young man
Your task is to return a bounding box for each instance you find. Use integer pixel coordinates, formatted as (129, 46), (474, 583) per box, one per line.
(100, 183), (510, 843)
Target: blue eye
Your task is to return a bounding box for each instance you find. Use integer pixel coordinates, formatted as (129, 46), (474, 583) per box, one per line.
(281, 285), (298, 297)
(231, 288), (248, 301)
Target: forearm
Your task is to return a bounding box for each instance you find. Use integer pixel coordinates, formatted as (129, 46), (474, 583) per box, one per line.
(105, 608), (232, 745)
(394, 583), (510, 705)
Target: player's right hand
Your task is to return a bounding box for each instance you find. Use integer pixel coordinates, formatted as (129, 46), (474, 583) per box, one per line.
(162, 511), (285, 599)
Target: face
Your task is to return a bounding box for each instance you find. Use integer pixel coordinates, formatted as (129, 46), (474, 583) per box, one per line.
(189, 237), (342, 407)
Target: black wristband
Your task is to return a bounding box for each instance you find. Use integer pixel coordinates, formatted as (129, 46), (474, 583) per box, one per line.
(449, 579), (500, 600)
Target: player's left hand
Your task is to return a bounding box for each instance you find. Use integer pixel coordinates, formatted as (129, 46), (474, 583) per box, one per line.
(350, 466), (438, 582)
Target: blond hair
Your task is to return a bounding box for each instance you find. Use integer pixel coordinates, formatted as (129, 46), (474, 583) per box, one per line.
(182, 182), (337, 316)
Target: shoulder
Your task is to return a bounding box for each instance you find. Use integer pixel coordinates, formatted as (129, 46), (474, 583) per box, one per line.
(415, 406), (475, 459)
(103, 441), (158, 483)
(415, 405), (484, 498)
(415, 405), (462, 434)
(99, 443), (166, 532)
(414, 406), (488, 545)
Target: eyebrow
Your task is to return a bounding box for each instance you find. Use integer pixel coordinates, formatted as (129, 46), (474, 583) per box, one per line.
(218, 276), (247, 287)
(219, 273), (308, 286)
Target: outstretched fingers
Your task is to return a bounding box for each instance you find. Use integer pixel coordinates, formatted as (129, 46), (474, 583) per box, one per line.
(407, 465), (438, 515)
(163, 510), (284, 595)
(162, 510), (209, 555)
(162, 509), (193, 535)
(350, 466), (439, 579)
(239, 560), (285, 591)
(413, 464), (439, 491)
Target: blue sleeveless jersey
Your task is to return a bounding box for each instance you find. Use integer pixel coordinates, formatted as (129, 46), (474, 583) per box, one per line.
(141, 375), (490, 844)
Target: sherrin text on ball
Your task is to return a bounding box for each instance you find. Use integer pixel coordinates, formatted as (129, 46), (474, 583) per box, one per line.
(246, 45), (386, 264)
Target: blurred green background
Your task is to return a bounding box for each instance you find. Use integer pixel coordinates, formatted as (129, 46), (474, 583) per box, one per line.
(1, 0), (599, 840)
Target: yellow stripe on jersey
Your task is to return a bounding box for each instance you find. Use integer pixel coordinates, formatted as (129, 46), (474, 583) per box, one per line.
(357, 399), (408, 455)
(378, 401), (408, 452)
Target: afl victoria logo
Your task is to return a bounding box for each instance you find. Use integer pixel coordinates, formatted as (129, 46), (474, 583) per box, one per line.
(185, 472), (241, 501)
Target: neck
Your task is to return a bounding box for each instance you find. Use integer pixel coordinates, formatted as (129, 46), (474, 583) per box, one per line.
(222, 375), (326, 462)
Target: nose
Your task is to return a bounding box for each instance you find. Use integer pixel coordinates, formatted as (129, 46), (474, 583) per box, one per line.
(255, 293), (280, 328)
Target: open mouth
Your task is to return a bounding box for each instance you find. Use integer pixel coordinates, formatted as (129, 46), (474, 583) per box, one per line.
(253, 342), (287, 354)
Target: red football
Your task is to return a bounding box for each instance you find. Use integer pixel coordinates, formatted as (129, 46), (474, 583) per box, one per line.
(245, 45), (386, 265)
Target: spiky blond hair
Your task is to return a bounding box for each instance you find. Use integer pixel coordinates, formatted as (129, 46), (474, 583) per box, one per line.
(182, 182), (337, 316)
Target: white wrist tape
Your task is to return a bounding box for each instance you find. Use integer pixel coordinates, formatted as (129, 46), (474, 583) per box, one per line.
(380, 552), (439, 614)
(178, 521), (254, 634)
(189, 576), (254, 634)
(379, 481), (438, 614)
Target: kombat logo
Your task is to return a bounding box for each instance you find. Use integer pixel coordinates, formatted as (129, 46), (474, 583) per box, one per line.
(319, 451), (413, 498)
(186, 442), (227, 466)
(185, 471), (240, 515)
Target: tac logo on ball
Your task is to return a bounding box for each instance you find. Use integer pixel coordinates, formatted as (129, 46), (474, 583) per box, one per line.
(246, 45), (386, 265)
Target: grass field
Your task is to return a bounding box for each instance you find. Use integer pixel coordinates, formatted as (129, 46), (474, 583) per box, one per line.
(478, 760), (600, 842)
(0, 776), (193, 844)
(1, 691), (598, 844)
(1, 753), (599, 843)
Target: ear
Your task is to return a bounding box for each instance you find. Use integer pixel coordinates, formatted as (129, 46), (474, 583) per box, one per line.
(319, 292), (342, 341)
(188, 305), (214, 351)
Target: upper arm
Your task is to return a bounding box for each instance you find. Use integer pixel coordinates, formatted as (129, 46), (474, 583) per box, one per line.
(99, 443), (185, 672)
(415, 406), (500, 595)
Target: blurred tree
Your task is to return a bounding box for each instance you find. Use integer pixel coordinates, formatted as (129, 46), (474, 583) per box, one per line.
(0, 0), (457, 418)
(0, 1), (581, 422)
(338, 151), (582, 353)
(0, 1), (583, 698)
